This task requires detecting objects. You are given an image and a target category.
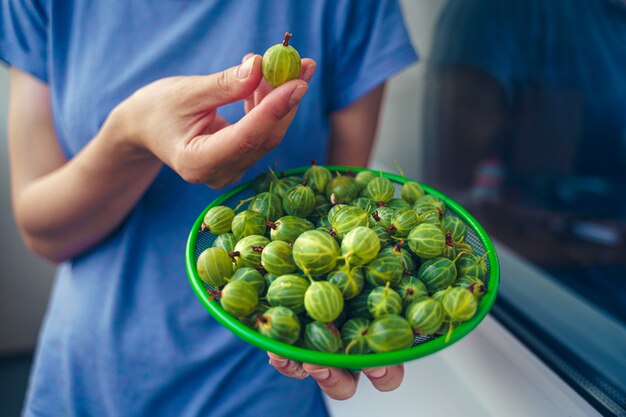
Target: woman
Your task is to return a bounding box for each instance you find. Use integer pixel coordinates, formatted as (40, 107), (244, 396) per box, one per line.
(1, 1), (417, 415)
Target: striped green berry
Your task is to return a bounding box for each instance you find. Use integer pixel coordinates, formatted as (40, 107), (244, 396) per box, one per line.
(304, 281), (344, 323)
(202, 206), (235, 234)
(261, 240), (297, 275)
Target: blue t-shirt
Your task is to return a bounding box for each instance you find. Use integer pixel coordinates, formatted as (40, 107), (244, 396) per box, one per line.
(0, 1), (417, 416)
(429, 0), (626, 186)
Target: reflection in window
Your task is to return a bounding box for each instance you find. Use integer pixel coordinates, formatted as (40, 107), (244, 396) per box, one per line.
(422, 0), (626, 324)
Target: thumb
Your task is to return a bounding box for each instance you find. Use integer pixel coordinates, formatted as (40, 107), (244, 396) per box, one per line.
(194, 54), (263, 109)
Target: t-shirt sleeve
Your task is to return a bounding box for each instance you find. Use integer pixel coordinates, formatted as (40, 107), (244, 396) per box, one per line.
(327, 0), (418, 111)
(0, 0), (48, 82)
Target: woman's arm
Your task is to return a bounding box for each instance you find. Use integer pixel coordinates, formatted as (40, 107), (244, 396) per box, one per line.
(327, 84), (385, 167)
(8, 57), (313, 263)
(8, 69), (163, 263)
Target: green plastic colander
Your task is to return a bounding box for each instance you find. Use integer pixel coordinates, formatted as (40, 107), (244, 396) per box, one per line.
(185, 166), (500, 369)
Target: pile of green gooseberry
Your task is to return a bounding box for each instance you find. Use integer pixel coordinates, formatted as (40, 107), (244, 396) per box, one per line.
(196, 163), (489, 355)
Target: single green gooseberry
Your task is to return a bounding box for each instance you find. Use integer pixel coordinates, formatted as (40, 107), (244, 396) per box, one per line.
(196, 247), (234, 288)
(201, 205), (235, 234)
(262, 32), (302, 87)
(256, 306), (301, 345)
(261, 240), (297, 276)
(303, 161), (333, 194)
(304, 280), (344, 323)
(292, 230), (340, 276)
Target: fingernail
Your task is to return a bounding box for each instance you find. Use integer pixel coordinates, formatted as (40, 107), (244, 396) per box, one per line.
(237, 55), (256, 79)
(365, 367), (387, 378)
(270, 358), (288, 368)
(300, 370), (310, 379)
(309, 368), (330, 381)
(288, 85), (308, 109)
(301, 64), (315, 83)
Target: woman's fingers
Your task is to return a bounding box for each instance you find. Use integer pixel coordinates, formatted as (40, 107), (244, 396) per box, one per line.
(244, 57), (317, 113)
(299, 58), (317, 83)
(191, 54), (263, 110)
(362, 365), (405, 392)
(302, 364), (360, 401)
(268, 353), (309, 379)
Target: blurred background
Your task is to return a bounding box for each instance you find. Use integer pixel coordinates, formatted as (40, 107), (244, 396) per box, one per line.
(1, 1), (624, 416)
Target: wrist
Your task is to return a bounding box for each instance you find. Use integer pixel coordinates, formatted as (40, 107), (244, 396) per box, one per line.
(102, 102), (160, 165)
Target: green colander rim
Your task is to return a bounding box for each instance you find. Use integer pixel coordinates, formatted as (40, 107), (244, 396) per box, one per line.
(185, 166), (500, 369)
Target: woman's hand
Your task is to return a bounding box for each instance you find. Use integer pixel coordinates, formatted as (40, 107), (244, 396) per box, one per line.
(267, 352), (404, 400)
(9, 57), (315, 262)
(108, 54), (316, 189)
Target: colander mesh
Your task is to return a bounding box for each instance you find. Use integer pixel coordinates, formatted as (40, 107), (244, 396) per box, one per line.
(193, 176), (491, 348)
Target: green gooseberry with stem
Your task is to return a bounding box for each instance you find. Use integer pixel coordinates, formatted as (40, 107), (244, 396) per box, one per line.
(396, 275), (428, 307)
(325, 174), (358, 204)
(441, 286), (478, 342)
(366, 314), (414, 353)
(261, 240), (297, 276)
(303, 161), (333, 194)
(327, 265), (365, 300)
(342, 318), (372, 354)
(304, 280), (345, 323)
(365, 250), (404, 287)
(268, 215), (313, 243)
(233, 234), (270, 269)
(366, 176), (395, 205)
(341, 226), (380, 267)
(442, 216), (467, 243)
(282, 182), (316, 217)
(330, 206), (369, 239)
(212, 232), (237, 254)
(201, 205), (235, 234)
(304, 321), (343, 353)
(405, 297), (445, 336)
(246, 192), (284, 222)
(416, 208), (442, 227)
(262, 32), (302, 87)
(256, 306), (301, 345)
(380, 241), (416, 272)
(196, 247), (234, 288)
(231, 267), (266, 296)
(231, 210), (266, 241)
(370, 206), (395, 229)
(406, 223), (445, 259)
(401, 182), (425, 205)
(266, 274), (310, 314)
(367, 281), (403, 318)
(456, 275), (487, 300)
(418, 253), (463, 294)
(292, 230), (340, 277)
(272, 176), (301, 198)
(456, 252), (488, 280)
(387, 207), (419, 237)
(211, 280), (258, 318)
(354, 170), (377, 192)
